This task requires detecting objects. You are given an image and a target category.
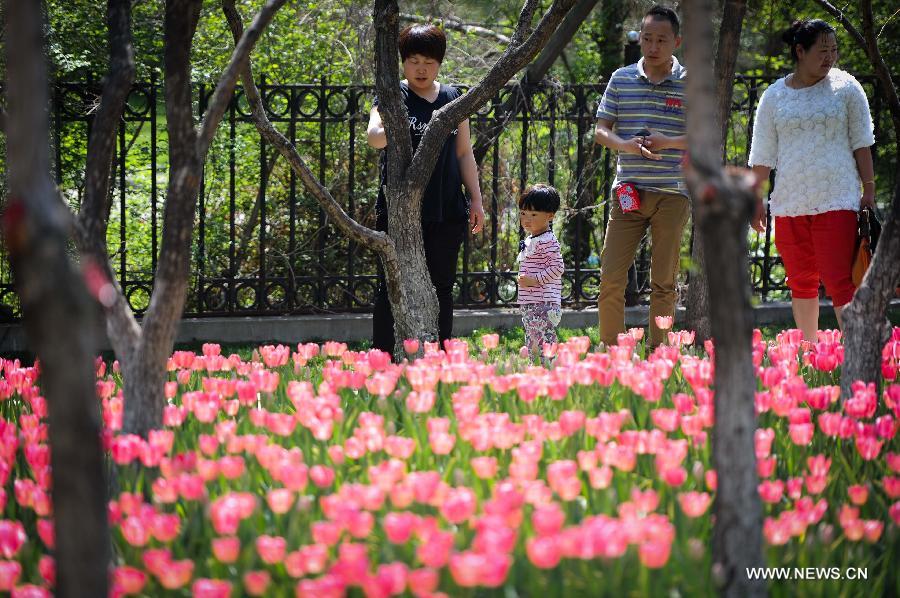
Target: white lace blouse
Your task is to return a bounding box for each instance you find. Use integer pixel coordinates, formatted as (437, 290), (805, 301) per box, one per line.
(748, 68), (875, 217)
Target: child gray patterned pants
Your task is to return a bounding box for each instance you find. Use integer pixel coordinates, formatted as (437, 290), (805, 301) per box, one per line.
(521, 302), (562, 362)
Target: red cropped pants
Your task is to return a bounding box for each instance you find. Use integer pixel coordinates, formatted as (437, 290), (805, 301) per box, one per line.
(773, 210), (857, 307)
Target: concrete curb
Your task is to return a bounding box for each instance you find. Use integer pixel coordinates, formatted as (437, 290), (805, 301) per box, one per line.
(3, 300), (896, 353)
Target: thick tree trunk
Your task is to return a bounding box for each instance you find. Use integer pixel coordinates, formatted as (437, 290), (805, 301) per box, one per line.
(122, 0), (286, 435)
(684, 0), (747, 341)
(682, 1), (766, 596)
(3, 1), (110, 594)
(812, 0), (900, 395)
(122, 0), (203, 436)
(840, 182), (899, 397)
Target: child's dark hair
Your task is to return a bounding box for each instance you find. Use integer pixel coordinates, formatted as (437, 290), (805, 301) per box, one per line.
(518, 184), (561, 213)
(782, 19), (835, 61)
(399, 24), (447, 62)
(642, 5), (680, 36)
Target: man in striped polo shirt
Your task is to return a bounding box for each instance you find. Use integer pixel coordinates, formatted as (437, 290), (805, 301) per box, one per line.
(594, 4), (688, 348)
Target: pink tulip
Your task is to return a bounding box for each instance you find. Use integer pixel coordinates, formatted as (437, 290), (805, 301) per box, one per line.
(383, 512), (418, 544)
(677, 491), (712, 518)
(403, 339), (420, 355)
(10, 585), (51, 598)
(855, 435), (883, 460)
(758, 480), (784, 503)
(37, 555), (54, 587)
(532, 503), (565, 536)
(757, 456), (777, 478)
(35, 519), (53, 549)
(526, 535), (562, 569)
(470, 456), (498, 479)
(0, 561), (21, 592)
(113, 566), (147, 595)
(847, 484), (869, 505)
(150, 512), (181, 543)
(786, 477), (803, 500)
(661, 467), (687, 487)
(480, 333), (500, 350)
(0, 522), (26, 559)
(157, 559), (194, 589)
(654, 316), (673, 330)
(449, 551), (484, 587)
(311, 521), (343, 546)
(408, 568), (439, 595)
(211, 537), (240, 563)
(191, 579), (232, 598)
(889, 502), (900, 526)
(243, 571), (270, 596)
(638, 540), (672, 568)
(440, 487), (477, 524)
(417, 530), (454, 568)
(788, 423), (813, 445)
(862, 520), (883, 543)
(884, 477), (900, 499)
(256, 535), (287, 564)
(267, 489), (295, 514)
(310, 465), (335, 489)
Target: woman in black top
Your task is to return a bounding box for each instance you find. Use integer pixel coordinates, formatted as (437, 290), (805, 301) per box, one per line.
(367, 24), (485, 354)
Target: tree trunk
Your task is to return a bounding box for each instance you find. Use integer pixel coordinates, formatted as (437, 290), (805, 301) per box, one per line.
(385, 186), (440, 353)
(811, 0), (900, 395)
(682, 1), (766, 596)
(684, 0), (747, 341)
(840, 179), (899, 397)
(3, 0), (110, 594)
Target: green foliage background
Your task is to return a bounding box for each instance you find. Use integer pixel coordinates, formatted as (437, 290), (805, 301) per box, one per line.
(1, 0), (897, 314)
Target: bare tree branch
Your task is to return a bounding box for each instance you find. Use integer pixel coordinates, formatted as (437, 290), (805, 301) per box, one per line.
(811, 0), (868, 50)
(75, 0), (141, 362)
(196, 0), (288, 161)
(511, 0), (541, 46)
(399, 12), (511, 44)
(373, 0), (413, 193)
(222, 0), (394, 253)
(472, 0), (599, 165)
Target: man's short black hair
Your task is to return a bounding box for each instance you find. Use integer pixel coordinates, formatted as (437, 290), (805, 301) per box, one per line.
(642, 5), (680, 36)
(518, 184), (561, 213)
(398, 24), (447, 62)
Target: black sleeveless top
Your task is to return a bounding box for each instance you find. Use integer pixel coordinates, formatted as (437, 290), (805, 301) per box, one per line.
(375, 82), (468, 227)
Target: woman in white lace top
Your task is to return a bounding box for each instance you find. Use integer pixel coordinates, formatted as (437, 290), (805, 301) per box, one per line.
(748, 18), (876, 342)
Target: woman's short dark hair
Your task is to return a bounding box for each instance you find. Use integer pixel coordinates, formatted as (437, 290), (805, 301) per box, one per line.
(782, 19), (836, 61)
(642, 5), (680, 36)
(398, 24), (447, 62)
(519, 184), (561, 213)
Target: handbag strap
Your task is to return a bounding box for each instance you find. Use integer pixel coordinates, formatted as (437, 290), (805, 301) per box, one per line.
(859, 207), (871, 238)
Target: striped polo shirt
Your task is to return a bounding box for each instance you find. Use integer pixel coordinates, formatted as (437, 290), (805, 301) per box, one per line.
(596, 57), (688, 196)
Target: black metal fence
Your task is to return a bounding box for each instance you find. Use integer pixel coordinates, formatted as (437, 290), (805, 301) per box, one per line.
(0, 75), (892, 319)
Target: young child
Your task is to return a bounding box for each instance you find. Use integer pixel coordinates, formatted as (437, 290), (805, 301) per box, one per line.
(517, 184), (565, 362)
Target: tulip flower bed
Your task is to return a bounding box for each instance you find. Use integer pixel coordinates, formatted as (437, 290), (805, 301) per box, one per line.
(1, 327), (899, 597)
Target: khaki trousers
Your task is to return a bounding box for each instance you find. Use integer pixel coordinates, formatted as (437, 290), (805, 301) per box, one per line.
(598, 189), (690, 347)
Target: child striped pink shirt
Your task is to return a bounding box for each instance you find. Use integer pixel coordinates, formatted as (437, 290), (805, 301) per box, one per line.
(517, 230), (564, 305)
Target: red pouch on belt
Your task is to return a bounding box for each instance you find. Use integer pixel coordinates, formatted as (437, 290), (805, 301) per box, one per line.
(615, 183), (641, 212)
